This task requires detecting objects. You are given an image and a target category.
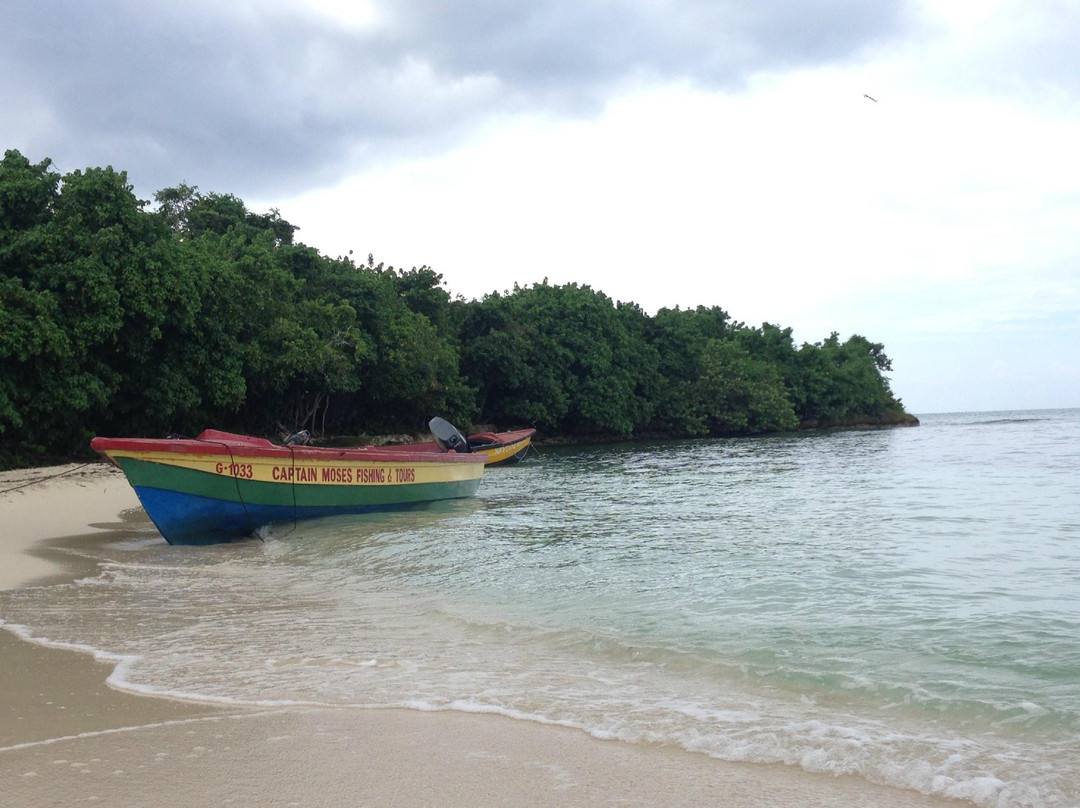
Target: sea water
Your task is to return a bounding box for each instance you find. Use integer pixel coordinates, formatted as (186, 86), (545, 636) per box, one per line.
(2, 410), (1078, 807)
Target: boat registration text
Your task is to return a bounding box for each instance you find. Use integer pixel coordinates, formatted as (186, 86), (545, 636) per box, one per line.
(213, 462), (417, 484)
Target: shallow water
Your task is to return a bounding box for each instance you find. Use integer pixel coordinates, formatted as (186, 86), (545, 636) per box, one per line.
(3, 410), (1079, 807)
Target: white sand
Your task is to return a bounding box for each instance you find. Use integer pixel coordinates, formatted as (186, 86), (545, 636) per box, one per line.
(0, 461), (139, 590)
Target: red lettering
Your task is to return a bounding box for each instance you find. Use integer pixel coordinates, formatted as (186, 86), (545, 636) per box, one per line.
(355, 467), (387, 484)
(321, 467), (353, 483)
(273, 466), (319, 482)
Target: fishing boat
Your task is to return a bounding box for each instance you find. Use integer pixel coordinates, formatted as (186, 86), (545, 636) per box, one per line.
(91, 421), (490, 545)
(467, 428), (535, 465)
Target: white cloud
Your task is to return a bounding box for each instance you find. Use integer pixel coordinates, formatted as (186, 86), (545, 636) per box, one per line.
(301, 0), (379, 28)
(274, 65), (1080, 311)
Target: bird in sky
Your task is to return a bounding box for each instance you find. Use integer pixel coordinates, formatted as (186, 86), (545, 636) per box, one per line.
(864, 94), (879, 102)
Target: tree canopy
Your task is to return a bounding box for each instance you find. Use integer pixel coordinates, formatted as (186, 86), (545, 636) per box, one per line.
(0, 149), (913, 468)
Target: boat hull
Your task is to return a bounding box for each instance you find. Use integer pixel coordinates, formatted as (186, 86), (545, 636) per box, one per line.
(470, 432), (534, 466)
(93, 434), (485, 545)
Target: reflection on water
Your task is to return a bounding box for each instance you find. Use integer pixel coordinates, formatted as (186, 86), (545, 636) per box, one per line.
(2, 410), (1080, 808)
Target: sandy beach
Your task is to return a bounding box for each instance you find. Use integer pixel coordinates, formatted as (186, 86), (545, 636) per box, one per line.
(0, 463), (963, 807)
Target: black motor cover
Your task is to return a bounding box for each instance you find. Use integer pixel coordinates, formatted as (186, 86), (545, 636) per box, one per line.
(428, 417), (472, 453)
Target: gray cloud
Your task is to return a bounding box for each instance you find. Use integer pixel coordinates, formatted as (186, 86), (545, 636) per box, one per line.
(3, 0), (912, 199)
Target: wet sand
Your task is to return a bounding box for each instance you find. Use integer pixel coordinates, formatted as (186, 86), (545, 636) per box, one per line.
(0, 463), (962, 807)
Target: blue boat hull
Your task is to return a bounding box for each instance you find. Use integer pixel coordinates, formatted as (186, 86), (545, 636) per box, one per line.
(132, 484), (473, 545)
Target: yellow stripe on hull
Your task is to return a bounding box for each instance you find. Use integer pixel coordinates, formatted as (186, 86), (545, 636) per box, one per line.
(103, 449), (485, 487)
(477, 437), (533, 466)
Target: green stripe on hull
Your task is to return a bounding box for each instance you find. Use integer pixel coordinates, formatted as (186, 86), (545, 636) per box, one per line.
(116, 457), (482, 508)
(287, 478), (482, 506)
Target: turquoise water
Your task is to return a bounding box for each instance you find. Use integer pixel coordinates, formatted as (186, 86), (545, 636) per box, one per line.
(2, 410), (1079, 806)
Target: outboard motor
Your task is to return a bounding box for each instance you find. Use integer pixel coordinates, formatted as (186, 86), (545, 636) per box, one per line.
(428, 417), (472, 453)
(283, 429), (311, 446)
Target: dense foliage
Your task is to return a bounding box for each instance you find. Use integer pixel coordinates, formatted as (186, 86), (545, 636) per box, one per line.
(0, 150), (911, 467)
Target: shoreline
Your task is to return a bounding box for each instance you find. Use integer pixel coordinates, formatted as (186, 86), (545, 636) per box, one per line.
(1, 464), (960, 807)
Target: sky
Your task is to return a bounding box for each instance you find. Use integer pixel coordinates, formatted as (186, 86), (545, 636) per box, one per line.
(4, 0), (1079, 414)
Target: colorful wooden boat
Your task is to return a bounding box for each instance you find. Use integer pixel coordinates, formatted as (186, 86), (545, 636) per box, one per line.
(467, 428), (535, 466)
(91, 428), (488, 545)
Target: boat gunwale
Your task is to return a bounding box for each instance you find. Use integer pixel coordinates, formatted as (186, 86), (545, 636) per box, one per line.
(90, 436), (487, 464)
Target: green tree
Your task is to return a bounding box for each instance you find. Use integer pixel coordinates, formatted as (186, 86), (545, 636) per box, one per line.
(296, 255), (475, 434)
(386, 265), (453, 334)
(460, 282), (658, 436)
(0, 155), (177, 459)
(0, 151), (65, 456)
(694, 339), (798, 433)
(793, 333), (900, 423)
(646, 305), (735, 435)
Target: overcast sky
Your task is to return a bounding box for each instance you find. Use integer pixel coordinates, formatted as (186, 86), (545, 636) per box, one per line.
(5, 0), (1079, 414)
